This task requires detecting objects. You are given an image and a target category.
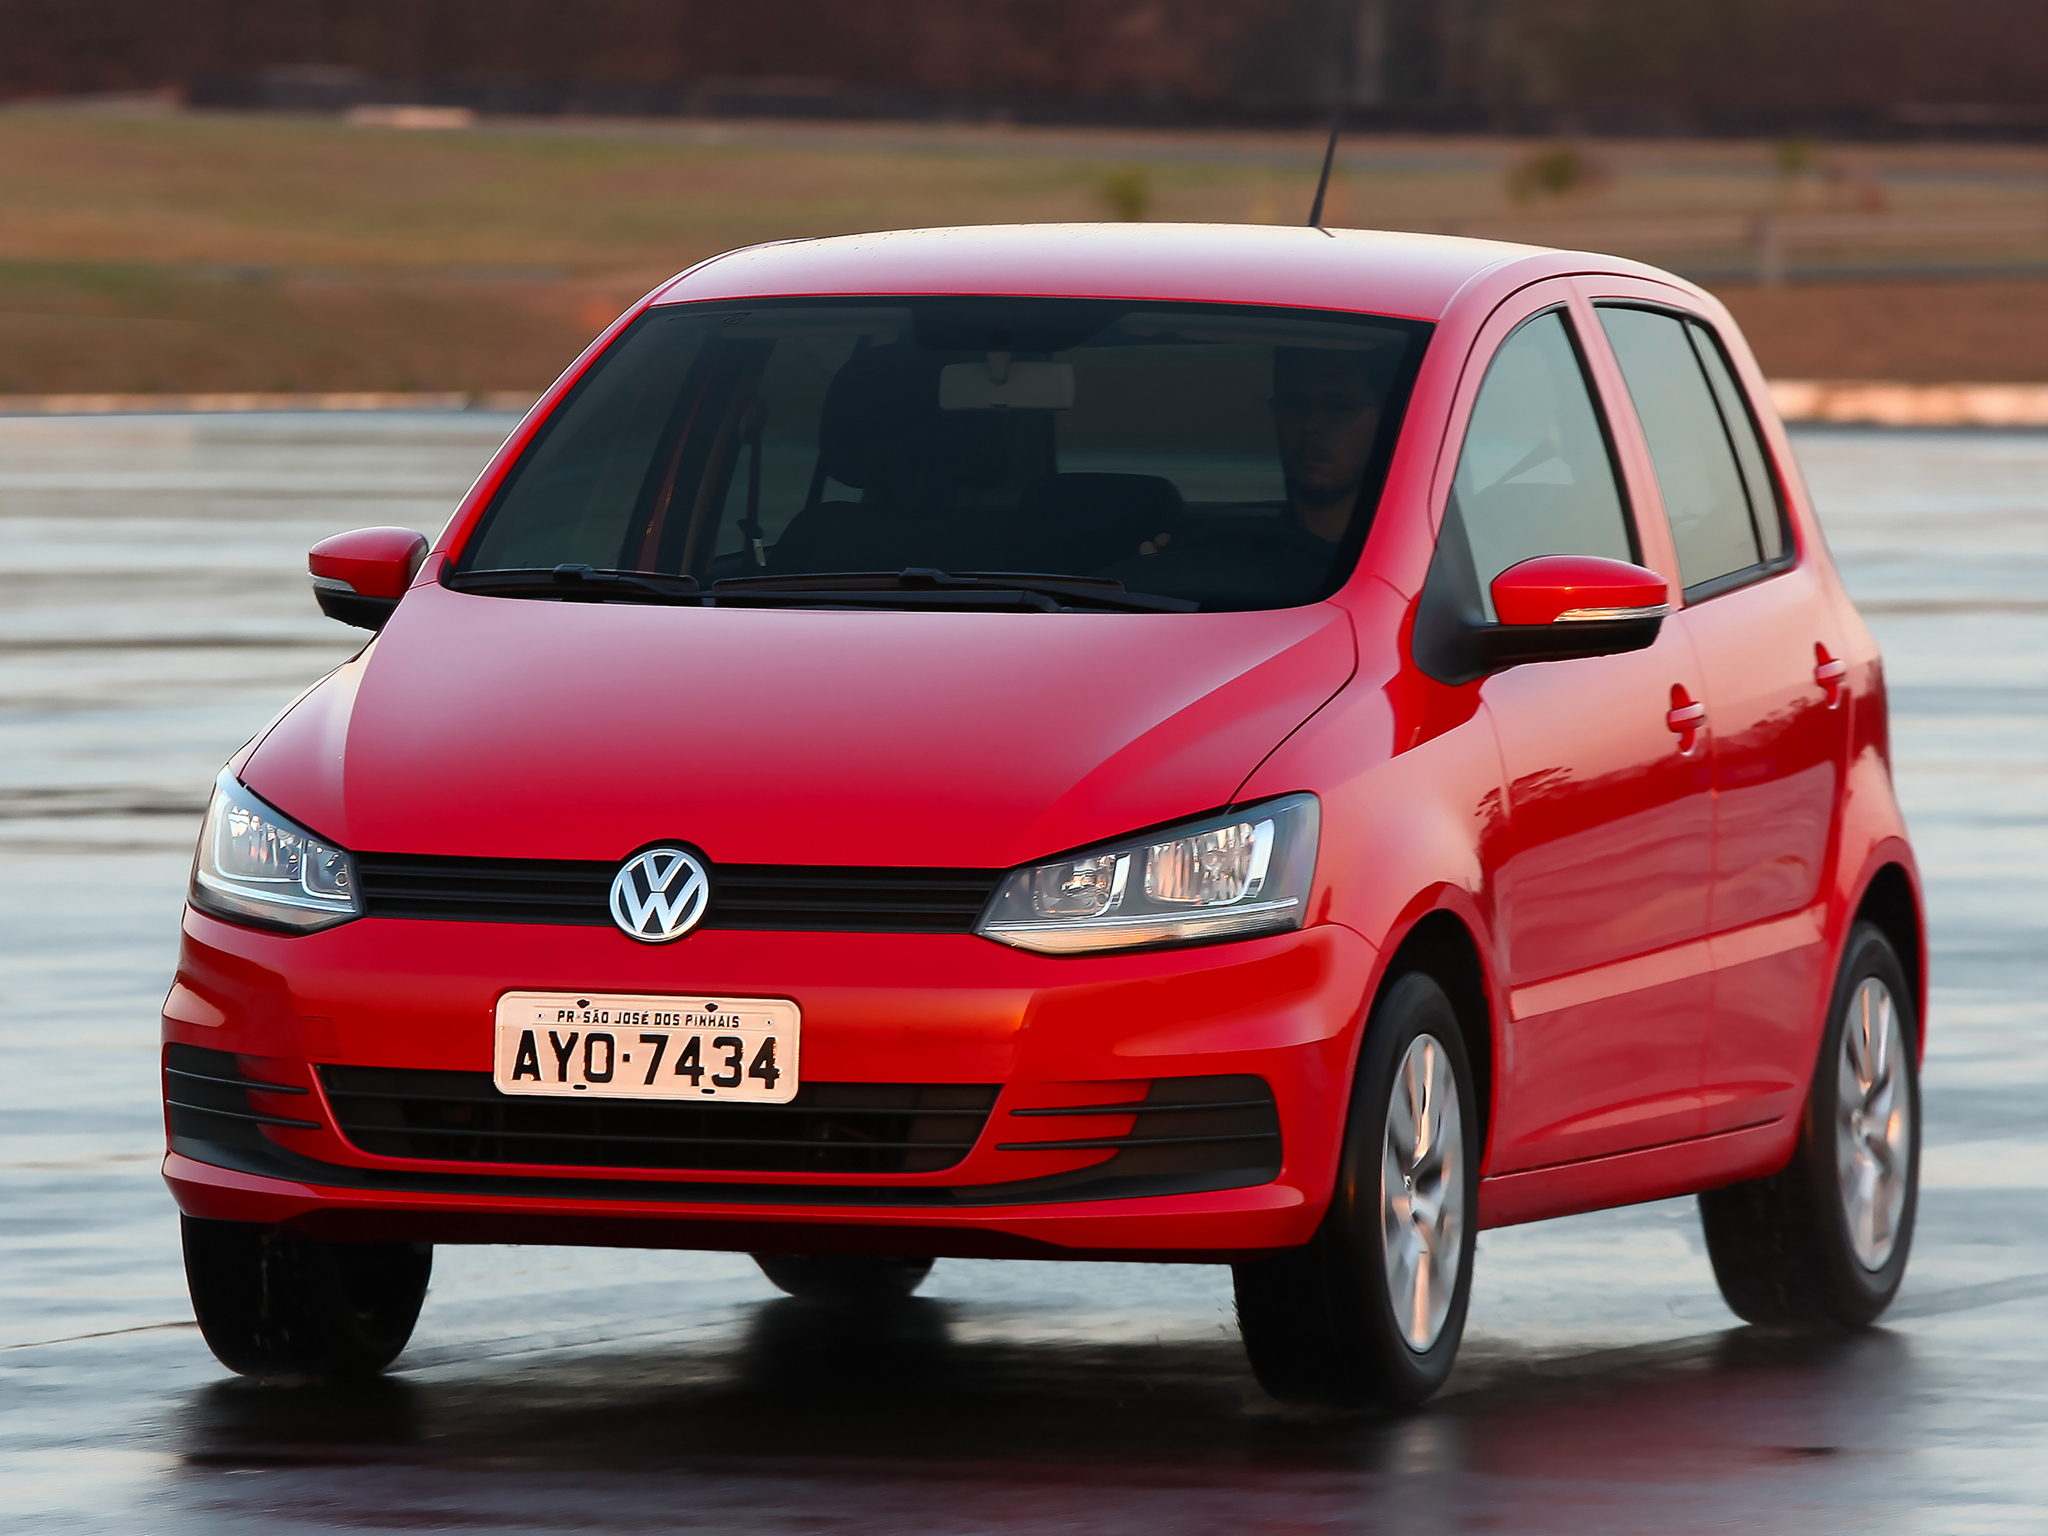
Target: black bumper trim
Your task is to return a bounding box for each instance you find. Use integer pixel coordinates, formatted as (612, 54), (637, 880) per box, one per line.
(995, 1130), (1279, 1153)
(167, 1101), (324, 1132)
(169, 1134), (1274, 1210)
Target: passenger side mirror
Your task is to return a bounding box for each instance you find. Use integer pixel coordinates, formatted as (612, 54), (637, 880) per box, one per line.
(1470, 555), (1669, 672)
(309, 526), (429, 632)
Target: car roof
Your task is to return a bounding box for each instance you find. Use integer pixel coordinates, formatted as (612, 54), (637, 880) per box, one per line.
(653, 222), (1612, 324)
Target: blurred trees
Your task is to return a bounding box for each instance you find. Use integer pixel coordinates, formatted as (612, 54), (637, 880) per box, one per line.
(0, 0), (1270, 111)
(1492, 0), (2048, 132)
(3, 0), (2047, 135)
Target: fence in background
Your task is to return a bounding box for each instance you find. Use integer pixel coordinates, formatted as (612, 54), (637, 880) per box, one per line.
(1448, 210), (2048, 286)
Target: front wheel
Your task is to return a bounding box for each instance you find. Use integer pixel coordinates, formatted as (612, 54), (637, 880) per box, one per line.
(1698, 922), (1920, 1327)
(752, 1253), (935, 1304)
(182, 1216), (432, 1381)
(1233, 972), (1479, 1408)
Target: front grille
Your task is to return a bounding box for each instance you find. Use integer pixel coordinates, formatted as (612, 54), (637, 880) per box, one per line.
(354, 853), (1000, 933)
(164, 1043), (321, 1147)
(319, 1066), (999, 1174)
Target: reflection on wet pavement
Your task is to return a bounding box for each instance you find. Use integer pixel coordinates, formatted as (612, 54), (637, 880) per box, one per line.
(2, 414), (2045, 1532)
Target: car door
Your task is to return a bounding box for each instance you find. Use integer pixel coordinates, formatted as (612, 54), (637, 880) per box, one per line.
(1592, 295), (1849, 1135)
(1428, 293), (1715, 1172)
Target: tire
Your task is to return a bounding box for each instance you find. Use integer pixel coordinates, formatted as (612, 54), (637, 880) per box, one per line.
(1698, 921), (1920, 1328)
(182, 1216), (432, 1381)
(1233, 972), (1480, 1408)
(752, 1253), (935, 1303)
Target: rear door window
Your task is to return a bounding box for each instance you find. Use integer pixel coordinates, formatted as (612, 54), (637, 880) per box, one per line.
(1597, 306), (1786, 591)
(1448, 309), (1635, 620)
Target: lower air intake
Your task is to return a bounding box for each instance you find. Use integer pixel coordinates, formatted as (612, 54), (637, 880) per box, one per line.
(318, 1066), (999, 1175)
(164, 1042), (320, 1147)
(997, 1074), (1282, 1183)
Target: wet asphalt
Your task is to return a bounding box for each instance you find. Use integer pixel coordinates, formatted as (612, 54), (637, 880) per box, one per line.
(2, 412), (2044, 1533)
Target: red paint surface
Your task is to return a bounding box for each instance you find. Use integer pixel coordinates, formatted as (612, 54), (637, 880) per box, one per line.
(1490, 555), (1669, 626)
(1686, 564), (1852, 1133)
(307, 526), (427, 600)
(165, 226), (1920, 1253)
(243, 590), (1354, 869)
(1480, 610), (1717, 1171)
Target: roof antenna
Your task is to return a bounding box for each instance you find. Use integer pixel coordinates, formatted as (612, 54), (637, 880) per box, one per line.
(1307, 98), (1345, 228)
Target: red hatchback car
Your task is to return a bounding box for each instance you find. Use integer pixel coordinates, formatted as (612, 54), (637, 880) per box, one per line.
(163, 223), (1922, 1407)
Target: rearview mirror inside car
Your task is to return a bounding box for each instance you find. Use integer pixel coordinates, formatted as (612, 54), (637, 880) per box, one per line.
(309, 526), (429, 632)
(939, 355), (1075, 410)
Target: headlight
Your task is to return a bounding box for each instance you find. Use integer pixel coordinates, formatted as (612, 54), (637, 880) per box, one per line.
(977, 794), (1319, 955)
(189, 772), (360, 933)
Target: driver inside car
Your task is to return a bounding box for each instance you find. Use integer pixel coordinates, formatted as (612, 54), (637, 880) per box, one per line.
(1100, 343), (1390, 603)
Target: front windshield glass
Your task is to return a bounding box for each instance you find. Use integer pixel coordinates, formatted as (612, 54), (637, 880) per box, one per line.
(457, 297), (1432, 610)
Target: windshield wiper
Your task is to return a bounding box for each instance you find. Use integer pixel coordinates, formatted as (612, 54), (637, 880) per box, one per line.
(447, 565), (1197, 613)
(711, 568), (1197, 613)
(447, 565), (703, 604)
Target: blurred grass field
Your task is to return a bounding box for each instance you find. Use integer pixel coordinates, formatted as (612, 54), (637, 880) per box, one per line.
(5, 108), (2048, 393)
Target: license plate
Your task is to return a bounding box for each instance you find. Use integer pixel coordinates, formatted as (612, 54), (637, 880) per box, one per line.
(492, 991), (800, 1104)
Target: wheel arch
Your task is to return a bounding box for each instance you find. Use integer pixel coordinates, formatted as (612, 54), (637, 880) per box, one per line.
(1853, 861), (1925, 1048)
(1375, 909), (1495, 1157)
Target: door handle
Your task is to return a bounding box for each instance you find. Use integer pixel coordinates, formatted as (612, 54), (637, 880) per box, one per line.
(1666, 687), (1706, 753)
(1814, 645), (1848, 708)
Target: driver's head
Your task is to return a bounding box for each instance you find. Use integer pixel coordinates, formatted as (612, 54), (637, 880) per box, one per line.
(1270, 346), (1384, 515)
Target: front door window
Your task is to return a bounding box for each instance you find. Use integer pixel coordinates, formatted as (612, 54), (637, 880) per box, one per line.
(1451, 310), (1636, 618)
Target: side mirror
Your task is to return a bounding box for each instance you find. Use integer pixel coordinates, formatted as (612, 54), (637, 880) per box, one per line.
(1469, 555), (1669, 672)
(309, 526), (429, 632)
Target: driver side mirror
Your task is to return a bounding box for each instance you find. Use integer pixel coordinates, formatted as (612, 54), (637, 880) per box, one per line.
(309, 526), (429, 632)
(1469, 555), (1669, 671)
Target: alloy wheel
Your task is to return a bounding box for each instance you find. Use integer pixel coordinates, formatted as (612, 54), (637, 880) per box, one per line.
(1381, 1032), (1465, 1351)
(1836, 976), (1912, 1271)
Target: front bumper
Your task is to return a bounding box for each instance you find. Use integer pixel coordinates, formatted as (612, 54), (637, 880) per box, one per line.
(162, 907), (1376, 1260)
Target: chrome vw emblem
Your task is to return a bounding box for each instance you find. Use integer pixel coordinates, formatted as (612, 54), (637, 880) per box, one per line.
(608, 847), (710, 943)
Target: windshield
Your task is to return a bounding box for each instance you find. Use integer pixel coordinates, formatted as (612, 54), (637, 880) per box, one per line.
(456, 297), (1432, 611)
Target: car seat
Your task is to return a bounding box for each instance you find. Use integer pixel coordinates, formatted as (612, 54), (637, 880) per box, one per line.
(770, 344), (1019, 573)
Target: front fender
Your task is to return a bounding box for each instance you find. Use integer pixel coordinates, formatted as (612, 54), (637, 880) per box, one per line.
(1235, 602), (1508, 1160)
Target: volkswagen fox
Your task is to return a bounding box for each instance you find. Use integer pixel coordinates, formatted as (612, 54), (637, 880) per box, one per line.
(164, 222), (1922, 1406)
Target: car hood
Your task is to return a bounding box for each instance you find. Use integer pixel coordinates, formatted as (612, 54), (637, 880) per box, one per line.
(242, 583), (1355, 869)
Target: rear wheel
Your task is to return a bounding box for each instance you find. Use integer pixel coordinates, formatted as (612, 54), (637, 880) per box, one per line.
(1698, 922), (1920, 1327)
(1233, 972), (1479, 1408)
(752, 1253), (935, 1303)
(182, 1216), (431, 1381)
